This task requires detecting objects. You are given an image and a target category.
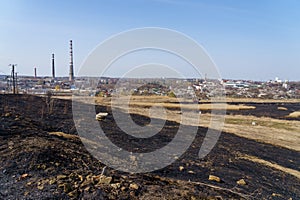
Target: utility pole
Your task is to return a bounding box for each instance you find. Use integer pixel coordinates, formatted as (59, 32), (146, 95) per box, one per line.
(15, 72), (18, 94)
(9, 64), (17, 94)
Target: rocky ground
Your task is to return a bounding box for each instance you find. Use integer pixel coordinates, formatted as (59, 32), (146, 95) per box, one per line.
(0, 94), (299, 199)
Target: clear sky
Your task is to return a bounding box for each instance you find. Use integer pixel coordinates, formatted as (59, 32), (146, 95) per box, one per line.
(0, 0), (299, 81)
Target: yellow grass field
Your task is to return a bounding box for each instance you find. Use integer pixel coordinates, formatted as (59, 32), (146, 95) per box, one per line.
(288, 111), (300, 118)
(59, 95), (300, 151)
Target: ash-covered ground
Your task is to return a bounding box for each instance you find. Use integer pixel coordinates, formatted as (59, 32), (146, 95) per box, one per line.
(0, 94), (299, 199)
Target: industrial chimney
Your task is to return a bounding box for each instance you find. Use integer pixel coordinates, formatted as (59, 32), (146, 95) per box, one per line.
(52, 53), (55, 79)
(34, 67), (37, 78)
(69, 40), (74, 81)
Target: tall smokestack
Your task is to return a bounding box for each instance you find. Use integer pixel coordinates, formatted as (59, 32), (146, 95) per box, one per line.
(52, 53), (55, 79)
(34, 67), (37, 78)
(69, 40), (74, 81)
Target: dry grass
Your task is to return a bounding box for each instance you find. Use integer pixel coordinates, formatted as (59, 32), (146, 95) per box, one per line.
(287, 111), (300, 118)
(57, 95), (300, 151)
(225, 117), (296, 131)
(238, 154), (300, 179)
(277, 106), (288, 111)
(108, 96), (255, 111)
(224, 98), (300, 103)
(49, 132), (79, 140)
(125, 101), (255, 111)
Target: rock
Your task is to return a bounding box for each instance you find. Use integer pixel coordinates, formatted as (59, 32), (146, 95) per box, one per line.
(237, 179), (246, 185)
(96, 112), (108, 121)
(68, 190), (79, 198)
(272, 193), (283, 197)
(188, 170), (195, 174)
(78, 174), (84, 182)
(19, 173), (29, 180)
(8, 141), (14, 149)
(179, 166), (184, 171)
(27, 181), (33, 186)
(94, 175), (112, 185)
(4, 113), (11, 117)
(57, 175), (67, 180)
(129, 183), (139, 190)
(37, 164), (46, 170)
(208, 175), (221, 183)
(49, 178), (56, 185)
(37, 185), (44, 190)
(129, 155), (136, 162)
(111, 182), (121, 189)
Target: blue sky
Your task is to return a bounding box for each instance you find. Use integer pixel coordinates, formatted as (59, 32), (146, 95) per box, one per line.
(0, 0), (299, 80)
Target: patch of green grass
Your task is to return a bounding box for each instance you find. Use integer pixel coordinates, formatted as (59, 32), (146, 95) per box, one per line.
(225, 118), (295, 131)
(225, 118), (249, 125)
(258, 121), (295, 131)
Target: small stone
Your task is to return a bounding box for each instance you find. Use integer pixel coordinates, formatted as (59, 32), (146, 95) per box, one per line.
(121, 186), (127, 191)
(20, 173), (29, 179)
(96, 112), (108, 121)
(37, 185), (44, 190)
(129, 183), (139, 190)
(179, 166), (184, 171)
(4, 113), (11, 117)
(68, 190), (79, 198)
(57, 175), (67, 180)
(188, 170), (195, 174)
(191, 196), (196, 200)
(272, 193), (282, 197)
(27, 182), (33, 186)
(49, 178), (56, 185)
(237, 179), (246, 185)
(208, 175), (221, 183)
(129, 155), (136, 162)
(94, 175), (112, 185)
(37, 164), (46, 170)
(111, 182), (121, 189)
(78, 175), (83, 182)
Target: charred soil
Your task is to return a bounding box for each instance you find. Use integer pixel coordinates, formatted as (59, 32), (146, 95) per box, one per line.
(0, 94), (299, 199)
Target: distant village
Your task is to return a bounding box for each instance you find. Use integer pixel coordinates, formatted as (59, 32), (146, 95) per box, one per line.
(1, 39), (299, 100)
(0, 74), (299, 100)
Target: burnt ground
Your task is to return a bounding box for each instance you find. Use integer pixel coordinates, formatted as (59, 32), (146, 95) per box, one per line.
(225, 102), (300, 120)
(0, 94), (299, 199)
